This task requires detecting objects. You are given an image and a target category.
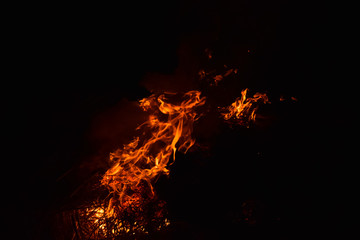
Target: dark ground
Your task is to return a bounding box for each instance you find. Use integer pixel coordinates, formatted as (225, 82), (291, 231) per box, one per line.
(6, 1), (356, 239)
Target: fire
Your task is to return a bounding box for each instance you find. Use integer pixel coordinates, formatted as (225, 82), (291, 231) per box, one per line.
(83, 90), (206, 237)
(70, 47), (277, 239)
(71, 87), (270, 238)
(102, 91), (205, 204)
(221, 88), (269, 126)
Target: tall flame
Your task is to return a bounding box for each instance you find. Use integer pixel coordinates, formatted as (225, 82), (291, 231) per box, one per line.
(100, 90), (205, 221)
(221, 88), (269, 126)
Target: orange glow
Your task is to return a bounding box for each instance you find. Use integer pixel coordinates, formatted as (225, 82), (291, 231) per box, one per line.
(205, 48), (213, 59)
(94, 90), (206, 234)
(221, 88), (269, 126)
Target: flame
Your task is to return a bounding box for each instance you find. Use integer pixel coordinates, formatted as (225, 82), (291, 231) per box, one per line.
(221, 88), (269, 126)
(88, 90), (206, 236)
(70, 48), (278, 239)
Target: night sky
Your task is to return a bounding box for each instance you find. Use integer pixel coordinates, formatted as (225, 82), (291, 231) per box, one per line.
(8, 1), (355, 239)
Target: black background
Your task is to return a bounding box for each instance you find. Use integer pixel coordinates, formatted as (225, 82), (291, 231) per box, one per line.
(7, 1), (356, 239)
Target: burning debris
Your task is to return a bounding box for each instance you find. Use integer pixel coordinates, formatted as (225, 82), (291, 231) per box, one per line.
(72, 91), (206, 239)
(72, 187), (170, 239)
(66, 49), (280, 239)
(220, 88), (270, 127)
(71, 88), (270, 238)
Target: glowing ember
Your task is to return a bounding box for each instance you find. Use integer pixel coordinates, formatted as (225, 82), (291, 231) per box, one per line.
(221, 88), (269, 126)
(205, 48), (213, 59)
(213, 68), (235, 85)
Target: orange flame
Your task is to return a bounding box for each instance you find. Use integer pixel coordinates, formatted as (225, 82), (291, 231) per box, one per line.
(101, 90), (205, 217)
(221, 88), (269, 126)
